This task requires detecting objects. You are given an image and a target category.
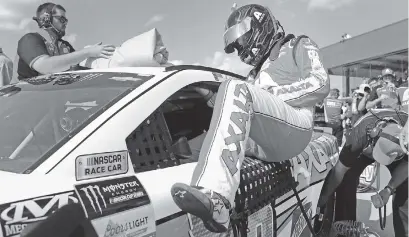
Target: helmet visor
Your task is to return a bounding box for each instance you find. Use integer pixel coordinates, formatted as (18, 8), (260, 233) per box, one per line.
(223, 17), (252, 54)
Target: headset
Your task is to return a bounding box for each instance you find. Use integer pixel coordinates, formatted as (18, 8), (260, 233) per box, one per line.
(365, 110), (406, 163)
(32, 4), (67, 31)
(369, 119), (398, 143)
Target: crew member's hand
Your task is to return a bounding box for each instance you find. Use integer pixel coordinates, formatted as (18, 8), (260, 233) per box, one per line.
(371, 187), (392, 208)
(86, 42), (116, 59)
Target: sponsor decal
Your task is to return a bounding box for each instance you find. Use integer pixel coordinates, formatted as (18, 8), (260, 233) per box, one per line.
(358, 163), (378, 192)
(307, 49), (325, 73)
(74, 176), (149, 220)
(91, 206), (155, 237)
(0, 192), (78, 237)
(290, 141), (330, 183)
(290, 202), (312, 237)
(65, 101), (98, 112)
(109, 74), (154, 82)
(253, 11), (265, 22)
(103, 216), (150, 237)
(275, 81), (314, 96)
(75, 151), (129, 181)
(220, 82), (253, 176)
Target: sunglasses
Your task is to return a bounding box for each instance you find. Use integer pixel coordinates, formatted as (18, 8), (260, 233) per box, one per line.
(53, 15), (68, 24)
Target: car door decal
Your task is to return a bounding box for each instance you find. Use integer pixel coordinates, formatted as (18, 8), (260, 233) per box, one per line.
(74, 175), (156, 237)
(0, 191), (78, 237)
(75, 150), (129, 181)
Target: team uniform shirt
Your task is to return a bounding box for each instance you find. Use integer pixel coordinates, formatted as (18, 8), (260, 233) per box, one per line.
(253, 37), (330, 109)
(16, 32), (75, 80)
(323, 98), (343, 125)
(376, 85), (400, 109)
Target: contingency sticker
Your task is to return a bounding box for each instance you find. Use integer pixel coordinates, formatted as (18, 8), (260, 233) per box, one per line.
(74, 175), (156, 237)
(75, 150), (129, 181)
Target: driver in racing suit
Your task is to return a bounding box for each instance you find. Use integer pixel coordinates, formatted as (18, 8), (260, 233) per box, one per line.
(170, 4), (330, 233)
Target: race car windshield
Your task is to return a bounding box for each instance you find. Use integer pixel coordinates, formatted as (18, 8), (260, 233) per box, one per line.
(0, 71), (155, 173)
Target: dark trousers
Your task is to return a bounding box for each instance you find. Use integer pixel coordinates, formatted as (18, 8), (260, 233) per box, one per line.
(335, 155), (408, 237)
(335, 155), (373, 221)
(327, 123), (343, 147)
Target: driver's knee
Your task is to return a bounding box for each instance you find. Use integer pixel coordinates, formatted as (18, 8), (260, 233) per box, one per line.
(217, 79), (253, 107)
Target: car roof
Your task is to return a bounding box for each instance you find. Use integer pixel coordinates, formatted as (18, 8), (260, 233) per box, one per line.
(8, 65), (246, 92)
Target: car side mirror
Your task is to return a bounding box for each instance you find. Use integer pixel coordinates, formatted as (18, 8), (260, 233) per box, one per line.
(171, 137), (193, 160)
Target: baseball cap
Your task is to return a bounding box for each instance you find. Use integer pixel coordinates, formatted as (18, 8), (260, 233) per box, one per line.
(355, 84), (370, 94)
(372, 123), (404, 165)
(382, 68), (395, 77)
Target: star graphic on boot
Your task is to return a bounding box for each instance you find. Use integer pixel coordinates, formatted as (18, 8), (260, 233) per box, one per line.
(212, 198), (225, 214)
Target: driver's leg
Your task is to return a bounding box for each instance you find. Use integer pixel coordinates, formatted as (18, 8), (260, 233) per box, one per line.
(171, 79), (313, 232)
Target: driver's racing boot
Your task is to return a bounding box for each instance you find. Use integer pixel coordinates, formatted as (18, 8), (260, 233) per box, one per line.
(171, 183), (231, 233)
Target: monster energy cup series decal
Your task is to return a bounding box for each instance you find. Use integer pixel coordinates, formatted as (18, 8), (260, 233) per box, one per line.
(74, 175), (156, 237)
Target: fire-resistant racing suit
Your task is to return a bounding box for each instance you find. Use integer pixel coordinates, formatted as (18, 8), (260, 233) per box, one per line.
(187, 36), (330, 206)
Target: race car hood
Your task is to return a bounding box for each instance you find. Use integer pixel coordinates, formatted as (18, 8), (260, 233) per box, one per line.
(0, 172), (73, 205)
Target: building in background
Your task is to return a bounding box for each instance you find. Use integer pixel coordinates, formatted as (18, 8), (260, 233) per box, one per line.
(321, 19), (408, 97)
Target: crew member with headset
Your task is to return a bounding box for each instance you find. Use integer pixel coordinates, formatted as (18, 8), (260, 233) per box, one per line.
(317, 107), (408, 237)
(16, 2), (116, 80)
(370, 120), (408, 237)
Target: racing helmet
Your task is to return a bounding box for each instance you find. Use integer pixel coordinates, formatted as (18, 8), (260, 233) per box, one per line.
(223, 4), (280, 66)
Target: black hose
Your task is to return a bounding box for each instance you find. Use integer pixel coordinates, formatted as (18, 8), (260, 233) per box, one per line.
(291, 183), (318, 237)
(379, 206), (387, 230)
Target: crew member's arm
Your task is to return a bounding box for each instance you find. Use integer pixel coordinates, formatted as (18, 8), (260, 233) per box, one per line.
(357, 93), (370, 112)
(366, 88), (384, 110)
(388, 159), (408, 191)
(372, 158), (408, 208)
(18, 33), (113, 75)
(261, 38), (330, 107)
(351, 96), (359, 115)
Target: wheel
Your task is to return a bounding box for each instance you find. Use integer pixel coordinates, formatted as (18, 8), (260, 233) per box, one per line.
(313, 192), (335, 236)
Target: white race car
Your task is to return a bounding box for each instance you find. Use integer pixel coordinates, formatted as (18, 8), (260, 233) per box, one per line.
(0, 65), (339, 237)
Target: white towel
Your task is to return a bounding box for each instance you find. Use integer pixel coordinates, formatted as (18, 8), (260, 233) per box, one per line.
(80, 28), (169, 68)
